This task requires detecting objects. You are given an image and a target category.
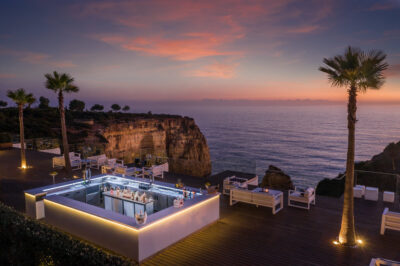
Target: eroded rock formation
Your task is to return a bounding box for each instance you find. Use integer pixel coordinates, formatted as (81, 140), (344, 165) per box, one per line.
(96, 117), (211, 177)
(261, 165), (294, 190)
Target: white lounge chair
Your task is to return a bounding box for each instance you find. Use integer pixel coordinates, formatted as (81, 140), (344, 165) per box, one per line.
(288, 187), (316, 210)
(114, 165), (135, 176)
(223, 176), (258, 196)
(353, 185), (365, 198)
(380, 208), (400, 235)
(365, 187), (379, 201)
(230, 188), (283, 215)
(87, 154), (108, 169)
(369, 258), (400, 266)
(52, 152), (81, 170)
(150, 162), (168, 179)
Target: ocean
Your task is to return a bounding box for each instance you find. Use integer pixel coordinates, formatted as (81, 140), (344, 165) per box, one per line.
(132, 103), (400, 187)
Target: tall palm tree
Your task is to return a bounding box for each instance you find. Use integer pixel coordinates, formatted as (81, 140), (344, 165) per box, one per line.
(45, 71), (79, 173)
(319, 46), (388, 246)
(7, 88), (35, 169)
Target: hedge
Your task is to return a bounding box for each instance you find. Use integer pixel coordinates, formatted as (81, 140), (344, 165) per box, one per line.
(0, 202), (136, 266)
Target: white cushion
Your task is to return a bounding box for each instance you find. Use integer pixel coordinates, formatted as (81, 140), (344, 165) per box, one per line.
(383, 191), (395, 203)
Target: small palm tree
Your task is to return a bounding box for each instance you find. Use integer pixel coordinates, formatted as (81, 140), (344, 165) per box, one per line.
(319, 46), (388, 246)
(7, 88), (35, 169)
(45, 71), (79, 173)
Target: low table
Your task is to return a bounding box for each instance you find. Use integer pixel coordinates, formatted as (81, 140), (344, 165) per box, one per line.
(252, 187), (281, 196)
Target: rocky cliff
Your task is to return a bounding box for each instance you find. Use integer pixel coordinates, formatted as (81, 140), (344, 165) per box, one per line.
(316, 141), (400, 197)
(0, 108), (212, 176)
(87, 116), (211, 177)
(261, 165), (294, 190)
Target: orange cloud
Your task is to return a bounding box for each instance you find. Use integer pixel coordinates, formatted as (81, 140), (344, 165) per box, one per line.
(0, 47), (76, 68)
(0, 73), (16, 79)
(287, 25), (321, 34)
(19, 52), (50, 64)
(369, 1), (400, 11)
(189, 62), (239, 79)
(385, 64), (400, 77)
(96, 33), (242, 60)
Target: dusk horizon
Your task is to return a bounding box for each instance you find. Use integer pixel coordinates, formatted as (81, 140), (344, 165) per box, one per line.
(1, 0), (400, 103)
(1, 1), (400, 265)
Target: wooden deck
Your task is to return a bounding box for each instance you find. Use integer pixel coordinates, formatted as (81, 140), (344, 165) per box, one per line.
(143, 195), (400, 266)
(1, 149), (400, 265)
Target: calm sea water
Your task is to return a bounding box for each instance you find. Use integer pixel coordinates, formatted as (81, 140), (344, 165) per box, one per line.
(133, 103), (400, 187)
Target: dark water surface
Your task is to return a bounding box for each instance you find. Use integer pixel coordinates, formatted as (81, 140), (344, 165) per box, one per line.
(134, 103), (400, 187)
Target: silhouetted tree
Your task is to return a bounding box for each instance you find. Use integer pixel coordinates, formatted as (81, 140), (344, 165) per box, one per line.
(122, 105), (130, 112)
(319, 46), (388, 246)
(386, 142), (397, 170)
(38, 96), (50, 109)
(45, 71), (79, 173)
(90, 104), (104, 112)
(0, 100), (7, 107)
(111, 104), (121, 112)
(7, 88), (35, 168)
(69, 99), (85, 112)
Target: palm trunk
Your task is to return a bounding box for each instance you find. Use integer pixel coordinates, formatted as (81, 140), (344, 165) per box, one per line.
(59, 92), (72, 173)
(392, 158), (396, 171)
(339, 86), (357, 246)
(18, 104), (26, 168)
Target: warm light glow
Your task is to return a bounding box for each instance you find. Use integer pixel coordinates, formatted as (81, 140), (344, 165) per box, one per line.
(357, 239), (363, 244)
(43, 194), (220, 231)
(333, 240), (340, 245)
(24, 193), (36, 200)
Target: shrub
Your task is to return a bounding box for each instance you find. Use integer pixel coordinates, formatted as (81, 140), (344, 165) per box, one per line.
(69, 99), (85, 112)
(0, 202), (136, 266)
(0, 132), (11, 143)
(111, 104), (121, 112)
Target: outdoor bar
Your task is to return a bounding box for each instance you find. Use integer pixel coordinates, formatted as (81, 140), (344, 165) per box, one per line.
(25, 175), (220, 262)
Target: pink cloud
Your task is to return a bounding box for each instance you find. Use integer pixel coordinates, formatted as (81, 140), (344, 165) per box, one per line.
(385, 64), (400, 77)
(0, 73), (16, 79)
(189, 62), (239, 79)
(287, 25), (321, 34)
(369, 1), (400, 11)
(81, 0), (333, 59)
(0, 47), (76, 68)
(96, 33), (242, 60)
(19, 52), (50, 64)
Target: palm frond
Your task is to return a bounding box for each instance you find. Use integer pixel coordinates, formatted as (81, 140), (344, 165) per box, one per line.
(7, 88), (36, 105)
(319, 46), (388, 94)
(44, 71), (79, 94)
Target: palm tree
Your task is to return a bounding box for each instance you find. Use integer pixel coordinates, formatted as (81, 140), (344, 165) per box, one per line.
(45, 71), (79, 173)
(319, 46), (388, 246)
(7, 88), (35, 169)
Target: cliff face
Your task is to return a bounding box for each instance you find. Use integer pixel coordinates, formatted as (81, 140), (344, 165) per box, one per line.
(261, 165), (294, 190)
(98, 117), (211, 177)
(316, 141), (400, 197)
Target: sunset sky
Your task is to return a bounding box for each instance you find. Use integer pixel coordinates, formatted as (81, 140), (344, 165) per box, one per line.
(0, 0), (399, 104)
